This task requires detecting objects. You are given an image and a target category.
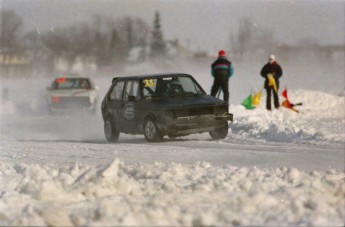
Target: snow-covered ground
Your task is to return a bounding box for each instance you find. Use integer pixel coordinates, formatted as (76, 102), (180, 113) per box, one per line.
(0, 64), (344, 226)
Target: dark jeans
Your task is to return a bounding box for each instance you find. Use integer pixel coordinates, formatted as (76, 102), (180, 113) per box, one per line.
(266, 87), (280, 110)
(211, 75), (229, 105)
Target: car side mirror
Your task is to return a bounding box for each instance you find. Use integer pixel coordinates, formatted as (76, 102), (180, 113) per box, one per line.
(128, 95), (136, 102)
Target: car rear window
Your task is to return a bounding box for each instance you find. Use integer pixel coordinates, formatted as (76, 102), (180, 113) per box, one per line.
(52, 78), (91, 89)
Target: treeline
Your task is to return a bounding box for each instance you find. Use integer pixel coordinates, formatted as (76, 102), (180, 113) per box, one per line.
(1, 10), (181, 76)
(1, 9), (343, 78)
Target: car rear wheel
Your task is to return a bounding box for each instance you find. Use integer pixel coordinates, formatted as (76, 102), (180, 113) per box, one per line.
(104, 117), (119, 142)
(144, 117), (163, 142)
(209, 121), (228, 140)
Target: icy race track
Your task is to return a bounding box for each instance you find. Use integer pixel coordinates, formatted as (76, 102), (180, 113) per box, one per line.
(0, 78), (344, 226)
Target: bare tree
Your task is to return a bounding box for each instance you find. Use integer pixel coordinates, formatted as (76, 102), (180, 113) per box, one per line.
(0, 10), (23, 61)
(23, 30), (50, 73)
(229, 18), (277, 62)
(109, 28), (126, 66)
(230, 18), (253, 61)
(71, 22), (95, 60)
(26, 13), (152, 72)
(42, 26), (72, 70)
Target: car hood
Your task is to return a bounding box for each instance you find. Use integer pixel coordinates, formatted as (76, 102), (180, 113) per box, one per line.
(150, 94), (225, 109)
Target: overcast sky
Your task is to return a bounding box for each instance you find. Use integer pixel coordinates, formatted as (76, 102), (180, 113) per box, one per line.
(2, 0), (344, 52)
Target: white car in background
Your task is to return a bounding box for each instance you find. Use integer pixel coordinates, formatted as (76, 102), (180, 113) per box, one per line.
(46, 75), (99, 114)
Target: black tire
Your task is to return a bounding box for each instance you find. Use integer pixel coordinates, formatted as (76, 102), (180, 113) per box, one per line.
(209, 121), (228, 140)
(144, 117), (163, 142)
(104, 117), (119, 142)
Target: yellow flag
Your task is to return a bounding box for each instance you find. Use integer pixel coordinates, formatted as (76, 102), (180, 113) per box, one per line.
(252, 90), (262, 106)
(267, 74), (278, 93)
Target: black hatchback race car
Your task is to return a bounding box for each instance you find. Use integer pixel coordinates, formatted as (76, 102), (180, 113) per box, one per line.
(101, 73), (233, 142)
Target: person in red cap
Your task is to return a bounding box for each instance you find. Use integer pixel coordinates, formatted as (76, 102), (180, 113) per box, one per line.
(210, 50), (234, 107)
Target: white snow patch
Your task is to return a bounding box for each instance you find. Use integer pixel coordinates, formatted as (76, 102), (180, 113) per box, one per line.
(229, 89), (345, 143)
(0, 159), (344, 226)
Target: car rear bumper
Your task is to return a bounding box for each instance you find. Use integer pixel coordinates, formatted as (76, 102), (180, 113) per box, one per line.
(48, 96), (97, 112)
(48, 102), (97, 115)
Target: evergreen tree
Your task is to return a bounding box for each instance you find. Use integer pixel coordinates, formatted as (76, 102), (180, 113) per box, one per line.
(138, 37), (147, 62)
(150, 11), (166, 59)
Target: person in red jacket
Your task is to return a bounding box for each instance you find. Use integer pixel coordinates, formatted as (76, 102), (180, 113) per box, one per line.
(260, 54), (283, 110)
(210, 50), (234, 107)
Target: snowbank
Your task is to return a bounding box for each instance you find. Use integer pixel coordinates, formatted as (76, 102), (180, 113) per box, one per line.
(0, 159), (344, 226)
(229, 89), (345, 144)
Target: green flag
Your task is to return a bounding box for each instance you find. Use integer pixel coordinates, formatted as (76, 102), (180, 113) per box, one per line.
(241, 94), (255, 110)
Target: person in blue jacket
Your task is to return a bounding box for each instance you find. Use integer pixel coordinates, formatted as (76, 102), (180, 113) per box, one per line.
(210, 50), (234, 107)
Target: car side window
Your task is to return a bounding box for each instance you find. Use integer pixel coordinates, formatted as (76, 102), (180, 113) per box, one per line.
(124, 80), (141, 101)
(123, 81), (131, 101)
(109, 81), (124, 100)
(79, 79), (90, 89)
(132, 81), (141, 100)
(142, 78), (157, 97)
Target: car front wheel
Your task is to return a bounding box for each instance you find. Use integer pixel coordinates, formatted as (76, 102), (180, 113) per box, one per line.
(104, 117), (119, 142)
(144, 117), (163, 142)
(209, 121), (228, 140)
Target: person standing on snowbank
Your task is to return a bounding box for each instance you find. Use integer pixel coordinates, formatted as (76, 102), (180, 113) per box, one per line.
(210, 50), (234, 107)
(260, 54), (283, 110)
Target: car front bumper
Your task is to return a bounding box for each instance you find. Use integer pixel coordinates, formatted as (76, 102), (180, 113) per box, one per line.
(161, 113), (233, 136)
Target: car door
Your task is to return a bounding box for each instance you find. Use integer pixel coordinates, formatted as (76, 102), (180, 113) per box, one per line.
(107, 80), (125, 130)
(121, 80), (142, 133)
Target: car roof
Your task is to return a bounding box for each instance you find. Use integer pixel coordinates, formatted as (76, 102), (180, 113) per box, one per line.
(112, 73), (192, 83)
(54, 75), (91, 80)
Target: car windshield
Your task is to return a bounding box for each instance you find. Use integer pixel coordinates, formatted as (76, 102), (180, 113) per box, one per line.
(142, 75), (204, 98)
(52, 78), (91, 90)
